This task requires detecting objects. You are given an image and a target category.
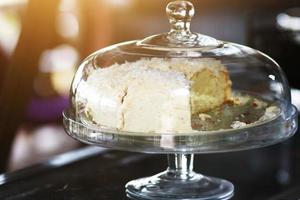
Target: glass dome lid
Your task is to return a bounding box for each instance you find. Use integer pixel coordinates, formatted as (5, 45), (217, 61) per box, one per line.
(64, 1), (297, 153)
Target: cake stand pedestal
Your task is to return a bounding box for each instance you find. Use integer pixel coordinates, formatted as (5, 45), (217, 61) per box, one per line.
(63, 104), (297, 200)
(126, 154), (233, 200)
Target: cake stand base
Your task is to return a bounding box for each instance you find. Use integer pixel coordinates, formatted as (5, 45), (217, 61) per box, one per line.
(126, 154), (234, 200)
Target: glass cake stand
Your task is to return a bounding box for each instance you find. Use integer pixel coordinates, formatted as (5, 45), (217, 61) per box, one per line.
(63, 1), (298, 199)
(63, 103), (297, 200)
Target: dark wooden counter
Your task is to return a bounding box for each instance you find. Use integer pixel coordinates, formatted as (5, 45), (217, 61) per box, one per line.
(1, 128), (300, 200)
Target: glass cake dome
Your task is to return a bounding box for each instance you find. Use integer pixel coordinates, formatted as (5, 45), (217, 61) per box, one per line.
(63, 1), (297, 200)
(67, 0), (296, 138)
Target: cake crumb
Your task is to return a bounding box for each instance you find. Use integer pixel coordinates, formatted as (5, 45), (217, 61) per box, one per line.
(231, 121), (247, 129)
(199, 113), (212, 121)
(259, 106), (280, 121)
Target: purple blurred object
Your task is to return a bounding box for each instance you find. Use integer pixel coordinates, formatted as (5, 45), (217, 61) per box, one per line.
(26, 95), (69, 123)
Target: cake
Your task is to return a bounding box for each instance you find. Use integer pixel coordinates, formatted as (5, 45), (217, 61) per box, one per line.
(81, 58), (232, 133)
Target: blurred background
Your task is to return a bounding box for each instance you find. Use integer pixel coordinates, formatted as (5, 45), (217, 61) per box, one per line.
(0, 0), (300, 174)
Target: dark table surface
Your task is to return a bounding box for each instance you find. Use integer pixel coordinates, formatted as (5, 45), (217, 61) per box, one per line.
(1, 125), (300, 200)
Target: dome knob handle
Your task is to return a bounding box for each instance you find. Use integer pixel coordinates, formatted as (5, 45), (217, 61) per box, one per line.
(166, 1), (195, 36)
